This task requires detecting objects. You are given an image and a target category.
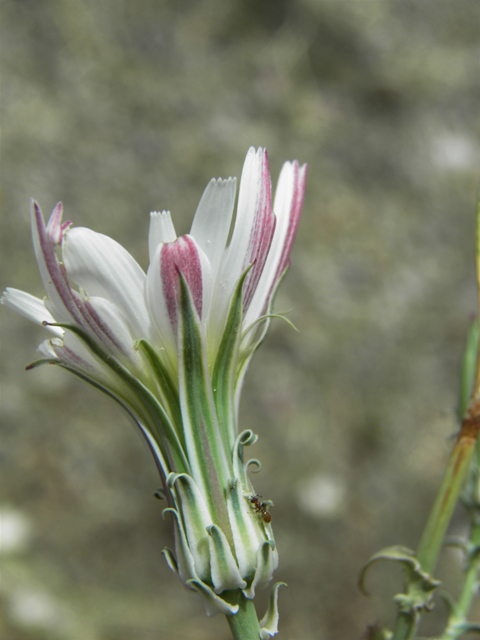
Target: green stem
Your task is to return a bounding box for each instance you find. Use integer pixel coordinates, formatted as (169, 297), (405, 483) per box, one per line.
(439, 519), (480, 640)
(416, 436), (476, 575)
(392, 613), (418, 640)
(455, 520), (480, 617)
(223, 590), (262, 640)
(391, 167), (480, 640)
(392, 430), (477, 640)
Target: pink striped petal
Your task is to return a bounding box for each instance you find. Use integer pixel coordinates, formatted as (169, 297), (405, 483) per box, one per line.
(243, 161), (307, 328)
(31, 201), (87, 327)
(241, 150), (275, 311)
(272, 161), (307, 283)
(31, 202), (141, 359)
(45, 202), (71, 245)
(48, 333), (108, 379)
(84, 296), (143, 365)
(161, 235), (203, 331)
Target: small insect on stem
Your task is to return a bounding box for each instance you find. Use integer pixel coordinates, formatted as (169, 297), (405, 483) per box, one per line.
(249, 494), (273, 523)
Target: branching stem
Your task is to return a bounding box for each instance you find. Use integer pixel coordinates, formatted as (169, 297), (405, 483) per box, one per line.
(439, 520), (480, 640)
(392, 415), (480, 640)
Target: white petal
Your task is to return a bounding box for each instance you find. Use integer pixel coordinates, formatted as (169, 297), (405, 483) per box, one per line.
(207, 148), (268, 345)
(190, 177), (237, 277)
(1, 288), (63, 337)
(222, 148), (263, 286)
(37, 339), (58, 359)
(86, 296), (142, 367)
(63, 227), (151, 339)
(148, 211), (177, 263)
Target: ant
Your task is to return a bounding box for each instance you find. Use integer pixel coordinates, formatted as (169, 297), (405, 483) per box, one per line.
(249, 494), (273, 524)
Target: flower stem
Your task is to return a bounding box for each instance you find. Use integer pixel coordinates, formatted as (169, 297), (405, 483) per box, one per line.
(224, 590), (263, 640)
(392, 414), (480, 640)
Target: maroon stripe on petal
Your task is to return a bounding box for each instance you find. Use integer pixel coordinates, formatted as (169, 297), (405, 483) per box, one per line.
(83, 298), (129, 356)
(35, 203), (130, 357)
(242, 215), (276, 312)
(273, 162), (307, 284)
(52, 342), (96, 372)
(242, 149), (275, 311)
(161, 236), (203, 331)
(34, 202), (85, 327)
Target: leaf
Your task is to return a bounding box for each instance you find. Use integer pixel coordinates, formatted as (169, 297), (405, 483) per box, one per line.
(359, 545), (441, 618)
(359, 546), (440, 597)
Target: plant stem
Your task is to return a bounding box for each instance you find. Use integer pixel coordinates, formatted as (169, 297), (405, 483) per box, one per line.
(416, 428), (477, 575)
(392, 415), (480, 640)
(223, 590), (262, 640)
(392, 170), (480, 640)
(455, 520), (480, 617)
(439, 519), (480, 640)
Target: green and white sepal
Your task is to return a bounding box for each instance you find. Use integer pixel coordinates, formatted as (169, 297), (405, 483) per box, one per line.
(260, 582), (287, 639)
(160, 461), (277, 616)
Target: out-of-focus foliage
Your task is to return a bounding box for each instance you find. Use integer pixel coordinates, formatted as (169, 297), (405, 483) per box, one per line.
(1, 1), (479, 639)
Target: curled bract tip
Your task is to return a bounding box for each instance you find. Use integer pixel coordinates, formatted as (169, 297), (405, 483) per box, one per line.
(259, 582), (287, 638)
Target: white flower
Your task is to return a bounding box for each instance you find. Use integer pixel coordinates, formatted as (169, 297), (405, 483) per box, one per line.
(2, 147), (307, 625)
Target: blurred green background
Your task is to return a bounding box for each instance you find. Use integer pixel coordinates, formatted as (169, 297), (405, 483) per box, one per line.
(1, 1), (480, 639)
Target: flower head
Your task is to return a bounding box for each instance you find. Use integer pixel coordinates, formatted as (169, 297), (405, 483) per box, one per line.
(2, 147), (306, 626)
